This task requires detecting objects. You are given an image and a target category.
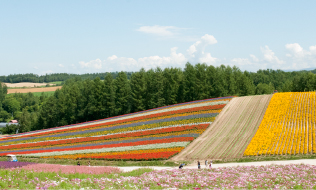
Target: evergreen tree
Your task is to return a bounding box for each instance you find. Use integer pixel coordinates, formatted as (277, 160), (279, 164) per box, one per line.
(130, 68), (146, 112)
(183, 63), (196, 102)
(225, 65), (237, 96)
(163, 68), (180, 105)
(153, 67), (166, 107)
(143, 69), (155, 110)
(194, 63), (208, 100)
(103, 73), (116, 118)
(114, 72), (130, 115)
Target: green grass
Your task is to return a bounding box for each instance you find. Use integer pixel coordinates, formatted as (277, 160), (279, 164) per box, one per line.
(31, 91), (55, 97)
(49, 81), (63, 85)
(0, 156), (182, 167)
(0, 167), (156, 189)
(212, 153), (316, 164)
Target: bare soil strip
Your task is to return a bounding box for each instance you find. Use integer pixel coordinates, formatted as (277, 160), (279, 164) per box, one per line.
(7, 86), (61, 94)
(171, 95), (272, 161)
(230, 95), (272, 158)
(4, 82), (56, 88)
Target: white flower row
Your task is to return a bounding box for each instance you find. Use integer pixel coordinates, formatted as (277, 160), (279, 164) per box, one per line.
(12, 100), (229, 138)
(20, 141), (191, 157)
(0, 122), (212, 147)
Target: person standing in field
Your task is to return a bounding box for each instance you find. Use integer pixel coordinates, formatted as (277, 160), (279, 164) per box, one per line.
(198, 161), (201, 169)
(209, 160), (212, 169)
(205, 160), (208, 168)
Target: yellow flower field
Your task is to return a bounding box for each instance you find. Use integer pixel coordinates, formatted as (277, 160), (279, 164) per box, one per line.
(244, 92), (316, 156)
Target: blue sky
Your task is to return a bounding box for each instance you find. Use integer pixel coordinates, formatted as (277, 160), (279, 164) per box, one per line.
(1, 0), (316, 75)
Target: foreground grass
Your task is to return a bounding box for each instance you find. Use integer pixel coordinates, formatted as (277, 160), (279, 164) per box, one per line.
(1, 164), (316, 189)
(0, 168), (153, 189)
(0, 157), (181, 167)
(212, 153), (316, 164)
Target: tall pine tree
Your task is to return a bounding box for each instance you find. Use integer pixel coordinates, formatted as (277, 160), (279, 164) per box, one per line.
(114, 72), (130, 115)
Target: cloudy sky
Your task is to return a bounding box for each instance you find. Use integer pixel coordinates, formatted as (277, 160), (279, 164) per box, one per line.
(1, 0), (316, 75)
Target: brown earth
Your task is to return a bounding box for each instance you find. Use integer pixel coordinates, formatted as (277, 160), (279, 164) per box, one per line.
(7, 86), (61, 94)
(4, 82), (56, 88)
(170, 95), (272, 161)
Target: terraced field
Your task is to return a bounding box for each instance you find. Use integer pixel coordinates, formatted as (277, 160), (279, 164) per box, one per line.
(171, 95), (272, 161)
(0, 97), (234, 161)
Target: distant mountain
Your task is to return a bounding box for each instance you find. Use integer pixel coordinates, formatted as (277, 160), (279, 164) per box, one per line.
(283, 67), (316, 73)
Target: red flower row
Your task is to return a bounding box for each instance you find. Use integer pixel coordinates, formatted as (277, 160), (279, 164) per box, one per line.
(3, 104), (224, 140)
(80, 151), (179, 160)
(0, 137), (194, 156)
(0, 124), (208, 151)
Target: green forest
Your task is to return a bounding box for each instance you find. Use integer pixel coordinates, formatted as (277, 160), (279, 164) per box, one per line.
(1, 63), (316, 134)
(0, 72), (133, 83)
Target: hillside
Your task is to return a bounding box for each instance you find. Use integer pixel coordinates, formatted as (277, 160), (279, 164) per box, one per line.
(0, 97), (234, 160)
(244, 92), (316, 156)
(171, 95), (272, 161)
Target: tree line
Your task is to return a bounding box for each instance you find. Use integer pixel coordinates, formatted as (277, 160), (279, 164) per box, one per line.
(1, 63), (316, 134)
(0, 72), (133, 83)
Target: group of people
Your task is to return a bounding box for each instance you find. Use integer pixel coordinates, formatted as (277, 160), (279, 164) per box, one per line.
(197, 160), (212, 169)
(77, 161), (90, 166)
(179, 160), (213, 169)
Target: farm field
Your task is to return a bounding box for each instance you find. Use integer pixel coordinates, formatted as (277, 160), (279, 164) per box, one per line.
(4, 82), (56, 88)
(171, 95), (272, 160)
(7, 86), (61, 94)
(0, 96), (234, 161)
(244, 92), (316, 156)
(0, 162), (316, 189)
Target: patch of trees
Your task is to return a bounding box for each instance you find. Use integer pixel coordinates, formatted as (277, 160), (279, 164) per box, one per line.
(0, 83), (49, 133)
(1, 63), (316, 134)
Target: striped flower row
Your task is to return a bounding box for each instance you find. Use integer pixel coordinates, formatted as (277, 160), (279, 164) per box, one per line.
(3, 97), (233, 140)
(0, 96), (234, 160)
(20, 141), (190, 157)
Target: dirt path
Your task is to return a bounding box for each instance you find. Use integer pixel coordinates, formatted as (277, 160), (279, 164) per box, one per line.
(171, 95), (272, 161)
(118, 159), (316, 172)
(7, 86), (61, 94)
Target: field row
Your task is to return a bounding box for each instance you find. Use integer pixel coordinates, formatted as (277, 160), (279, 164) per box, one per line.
(0, 97), (234, 160)
(172, 95), (272, 160)
(244, 92), (316, 156)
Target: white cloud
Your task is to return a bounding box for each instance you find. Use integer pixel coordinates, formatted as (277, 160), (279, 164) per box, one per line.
(285, 43), (311, 58)
(137, 25), (179, 36)
(78, 34), (219, 72)
(284, 43), (316, 69)
(41, 70), (53, 75)
(250, 54), (259, 62)
(231, 58), (253, 66)
(261, 45), (284, 64)
(77, 34), (316, 73)
(187, 34), (218, 64)
(199, 53), (217, 64)
(107, 55), (118, 61)
(79, 58), (102, 69)
(33, 66), (38, 69)
(138, 47), (187, 69)
(310, 45), (316, 54)
(58, 64), (64, 68)
(201, 34), (217, 45)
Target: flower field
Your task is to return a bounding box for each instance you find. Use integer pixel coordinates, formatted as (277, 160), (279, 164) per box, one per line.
(1, 164), (316, 189)
(244, 92), (316, 156)
(172, 95), (272, 160)
(0, 96), (234, 160)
